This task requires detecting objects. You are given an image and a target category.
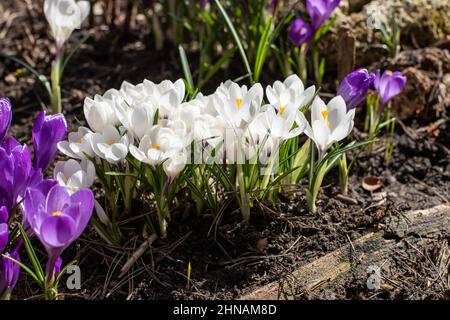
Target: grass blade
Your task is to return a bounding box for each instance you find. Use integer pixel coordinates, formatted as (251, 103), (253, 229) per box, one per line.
(214, 0), (253, 83)
(254, 17), (273, 82)
(178, 45), (195, 95)
(18, 224), (45, 283)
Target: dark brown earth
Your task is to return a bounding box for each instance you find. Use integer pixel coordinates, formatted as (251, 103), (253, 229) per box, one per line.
(1, 1), (449, 300)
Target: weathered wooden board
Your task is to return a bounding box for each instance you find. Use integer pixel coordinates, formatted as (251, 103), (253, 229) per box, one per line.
(240, 204), (450, 300)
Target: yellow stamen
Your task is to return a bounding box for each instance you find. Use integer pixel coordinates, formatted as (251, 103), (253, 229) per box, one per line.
(279, 106), (286, 115)
(321, 109), (330, 128)
(151, 145), (161, 151)
(52, 211), (62, 217)
(235, 98), (243, 109)
(107, 139), (116, 145)
(386, 71), (393, 76)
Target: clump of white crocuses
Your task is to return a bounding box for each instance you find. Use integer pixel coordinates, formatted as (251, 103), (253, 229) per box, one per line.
(58, 74), (364, 241)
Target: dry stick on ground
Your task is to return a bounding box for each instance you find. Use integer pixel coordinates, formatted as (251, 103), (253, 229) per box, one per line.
(119, 234), (158, 278)
(240, 204), (450, 300)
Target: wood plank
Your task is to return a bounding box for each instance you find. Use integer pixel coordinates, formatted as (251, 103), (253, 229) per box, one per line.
(240, 204), (450, 300)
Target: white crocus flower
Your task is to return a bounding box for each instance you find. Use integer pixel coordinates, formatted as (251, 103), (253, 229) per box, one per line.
(91, 125), (132, 164)
(296, 96), (355, 160)
(213, 81), (264, 130)
(129, 126), (185, 166)
(251, 107), (304, 143)
(54, 159), (95, 193)
(44, 0), (90, 49)
(163, 152), (188, 180)
(115, 101), (156, 141)
(57, 126), (94, 159)
(168, 100), (201, 135)
(141, 79), (185, 107)
(119, 79), (186, 122)
(84, 89), (120, 133)
(266, 74), (316, 118)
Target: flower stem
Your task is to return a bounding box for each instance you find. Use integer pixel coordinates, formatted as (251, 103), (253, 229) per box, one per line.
(339, 153), (348, 195)
(312, 48), (322, 88)
(236, 164), (250, 223)
(50, 52), (62, 114)
(298, 44), (308, 83)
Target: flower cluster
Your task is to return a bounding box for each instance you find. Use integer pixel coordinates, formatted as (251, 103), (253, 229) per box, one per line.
(60, 74), (359, 238)
(0, 97), (94, 299)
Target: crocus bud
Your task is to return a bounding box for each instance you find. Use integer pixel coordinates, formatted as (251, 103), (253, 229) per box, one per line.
(0, 251), (20, 299)
(163, 152), (187, 180)
(288, 18), (313, 47)
(46, 256), (62, 279)
(0, 223), (7, 253)
(44, 0), (90, 49)
(0, 252), (20, 296)
(0, 139), (33, 211)
(0, 97), (12, 142)
(32, 112), (68, 172)
(374, 70), (407, 109)
(307, 0), (340, 31)
(0, 207), (8, 224)
(337, 68), (375, 109)
(83, 92), (119, 133)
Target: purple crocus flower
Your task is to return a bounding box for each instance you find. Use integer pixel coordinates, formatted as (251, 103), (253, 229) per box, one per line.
(338, 68), (376, 109)
(307, 0), (340, 31)
(0, 98), (12, 142)
(0, 251), (20, 299)
(32, 112), (67, 172)
(0, 139), (32, 211)
(24, 182), (94, 280)
(374, 70), (407, 108)
(0, 206), (8, 253)
(288, 18), (313, 46)
(0, 206), (8, 224)
(0, 223), (7, 253)
(198, 0), (208, 9)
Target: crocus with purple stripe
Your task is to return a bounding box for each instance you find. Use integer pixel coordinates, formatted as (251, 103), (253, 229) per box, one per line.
(307, 0), (340, 31)
(0, 251), (20, 299)
(0, 98), (12, 142)
(24, 181), (94, 281)
(0, 138), (32, 211)
(288, 18), (313, 46)
(0, 206), (8, 253)
(338, 68), (376, 110)
(32, 112), (67, 172)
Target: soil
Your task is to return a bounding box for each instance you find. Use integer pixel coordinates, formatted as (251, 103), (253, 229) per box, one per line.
(1, 1), (449, 300)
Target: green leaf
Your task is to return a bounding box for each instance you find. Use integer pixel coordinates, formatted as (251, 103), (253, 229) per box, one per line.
(253, 17), (273, 82)
(1, 254), (43, 288)
(0, 54), (52, 97)
(214, 0), (253, 83)
(105, 171), (138, 178)
(18, 224), (45, 283)
(54, 260), (77, 286)
(291, 139), (311, 183)
(178, 45), (195, 95)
